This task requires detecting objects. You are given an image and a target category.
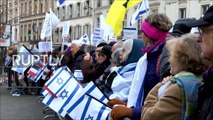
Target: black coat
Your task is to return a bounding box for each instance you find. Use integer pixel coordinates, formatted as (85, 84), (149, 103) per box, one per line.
(69, 50), (85, 73)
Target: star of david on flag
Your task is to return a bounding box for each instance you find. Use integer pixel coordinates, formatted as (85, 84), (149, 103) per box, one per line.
(64, 81), (111, 119)
(42, 76), (83, 117)
(43, 66), (72, 98)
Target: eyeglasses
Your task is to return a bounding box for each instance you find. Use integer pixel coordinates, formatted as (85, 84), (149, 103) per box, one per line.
(198, 28), (213, 35)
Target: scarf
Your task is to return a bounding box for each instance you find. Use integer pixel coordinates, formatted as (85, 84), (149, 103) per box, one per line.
(141, 20), (167, 53)
(159, 72), (201, 120)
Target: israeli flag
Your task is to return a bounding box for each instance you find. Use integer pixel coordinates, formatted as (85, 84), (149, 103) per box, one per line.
(43, 66), (72, 98)
(130, 0), (150, 26)
(64, 81), (111, 119)
(127, 53), (148, 107)
(42, 77), (82, 117)
(58, 0), (65, 5)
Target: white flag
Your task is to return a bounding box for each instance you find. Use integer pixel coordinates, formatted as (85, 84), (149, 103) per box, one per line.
(42, 77), (82, 117)
(43, 66), (72, 97)
(56, 0), (72, 7)
(79, 34), (90, 45)
(50, 9), (60, 29)
(130, 0), (150, 26)
(40, 9), (60, 40)
(40, 13), (51, 39)
(12, 46), (34, 74)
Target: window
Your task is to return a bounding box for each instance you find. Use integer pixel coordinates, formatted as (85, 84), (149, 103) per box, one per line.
(29, 1), (32, 15)
(15, 29), (17, 42)
(179, 8), (186, 18)
(25, 2), (27, 14)
(62, 6), (65, 19)
(21, 3), (23, 15)
(34, 0), (37, 14)
(97, 0), (101, 7)
(77, 3), (81, 17)
(40, 3), (43, 13)
(69, 26), (73, 40)
(20, 25), (23, 41)
(69, 5), (73, 18)
(201, 5), (209, 15)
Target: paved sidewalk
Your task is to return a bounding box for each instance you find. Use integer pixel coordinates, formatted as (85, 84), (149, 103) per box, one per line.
(0, 86), (47, 120)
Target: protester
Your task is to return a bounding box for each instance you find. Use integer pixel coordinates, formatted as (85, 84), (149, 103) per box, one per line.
(108, 13), (172, 120)
(81, 45), (111, 84)
(142, 34), (208, 120)
(69, 40), (85, 72)
(96, 48), (122, 96)
(159, 18), (196, 81)
(187, 5), (213, 120)
(109, 38), (144, 101)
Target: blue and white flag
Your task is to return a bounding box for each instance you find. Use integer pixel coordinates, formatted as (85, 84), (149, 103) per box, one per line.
(42, 77), (82, 117)
(127, 53), (148, 107)
(64, 81), (111, 119)
(58, 0), (65, 5)
(43, 66), (72, 98)
(57, 0), (72, 7)
(130, 0), (150, 26)
(110, 63), (137, 101)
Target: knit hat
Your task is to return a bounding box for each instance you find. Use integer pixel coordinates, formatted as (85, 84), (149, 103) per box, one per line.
(64, 47), (72, 57)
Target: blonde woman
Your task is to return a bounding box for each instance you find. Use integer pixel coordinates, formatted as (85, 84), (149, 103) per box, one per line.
(141, 34), (208, 120)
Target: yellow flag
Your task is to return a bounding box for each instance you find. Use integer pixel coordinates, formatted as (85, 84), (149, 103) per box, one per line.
(127, 0), (142, 9)
(106, 1), (127, 37)
(106, 0), (142, 37)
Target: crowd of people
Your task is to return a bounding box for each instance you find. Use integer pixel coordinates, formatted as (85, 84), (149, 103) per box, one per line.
(4, 5), (213, 120)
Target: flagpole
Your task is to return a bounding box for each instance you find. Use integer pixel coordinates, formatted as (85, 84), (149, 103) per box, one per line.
(85, 93), (112, 109)
(50, 9), (53, 53)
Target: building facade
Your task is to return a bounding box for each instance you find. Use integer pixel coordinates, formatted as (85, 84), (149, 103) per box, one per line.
(18, 0), (54, 45)
(4, 0), (213, 47)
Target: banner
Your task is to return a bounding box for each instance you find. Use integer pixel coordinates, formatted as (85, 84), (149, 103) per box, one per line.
(62, 22), (70, 38)
(92, 28), (104, 46)
(38, 41), (52, 53)
(0, 24), (11, 47)
(123, 28), (138, 40)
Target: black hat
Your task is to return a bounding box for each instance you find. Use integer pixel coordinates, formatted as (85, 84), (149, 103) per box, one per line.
(170, 18), (196, 37)
(188, 5), (213, 27)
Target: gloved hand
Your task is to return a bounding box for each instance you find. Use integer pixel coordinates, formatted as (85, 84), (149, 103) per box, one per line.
(107, 99), (127, 107)
(111, 106), (132, 120)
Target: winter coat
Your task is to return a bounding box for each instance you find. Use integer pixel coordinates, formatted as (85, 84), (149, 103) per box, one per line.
(81, 60), (110, 84)
(69, 50), (85, 73)
(198, 66), (213, 120)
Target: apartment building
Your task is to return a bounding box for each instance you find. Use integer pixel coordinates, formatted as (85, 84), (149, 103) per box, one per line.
(18, 0), (54, 45)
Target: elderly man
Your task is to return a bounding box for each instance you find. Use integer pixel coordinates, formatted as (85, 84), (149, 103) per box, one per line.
(188, 5), (213, 120)
(69, 40), (85, 73)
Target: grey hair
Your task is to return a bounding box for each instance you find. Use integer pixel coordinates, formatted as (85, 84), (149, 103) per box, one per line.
(122, 39), (133, 62)
(111, 48), (122, 66)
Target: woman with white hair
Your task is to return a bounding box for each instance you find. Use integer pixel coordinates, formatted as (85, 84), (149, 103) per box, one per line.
(109, 39), (144, 101)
